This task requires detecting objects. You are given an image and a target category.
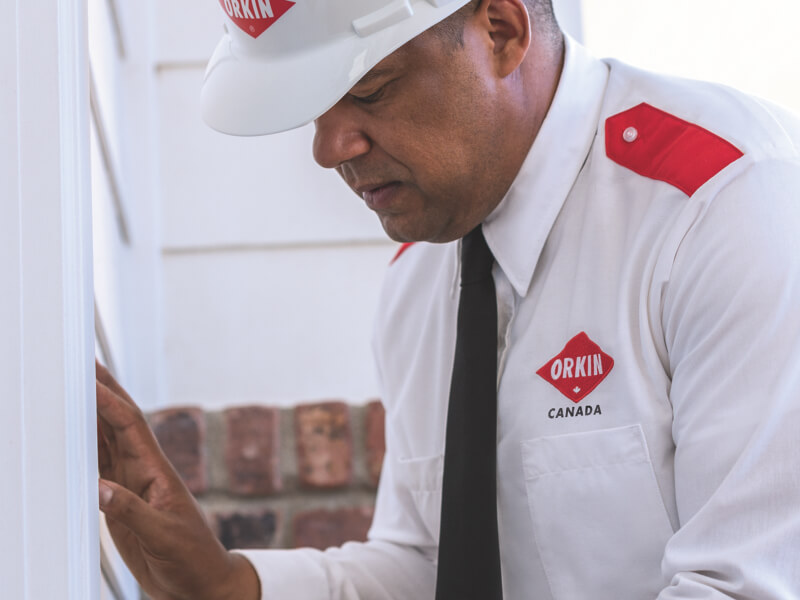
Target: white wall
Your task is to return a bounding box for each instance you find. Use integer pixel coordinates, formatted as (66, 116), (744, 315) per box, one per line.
(154, 1), (392, 410)
(91, 0), (165, 411)
(89, 0), (159, 596)
(582, 0), (800, 113)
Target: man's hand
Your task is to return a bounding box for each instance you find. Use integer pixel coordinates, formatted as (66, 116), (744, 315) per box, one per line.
(96, 361), (260, 600)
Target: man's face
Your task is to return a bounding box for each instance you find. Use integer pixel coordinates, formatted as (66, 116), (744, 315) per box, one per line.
(313, 24), (512, 243)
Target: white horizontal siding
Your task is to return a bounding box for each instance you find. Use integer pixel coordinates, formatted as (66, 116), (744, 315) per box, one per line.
(157, 68), (386, 250)
(154, 0), (221, 64)
(162, 243), (395, 408)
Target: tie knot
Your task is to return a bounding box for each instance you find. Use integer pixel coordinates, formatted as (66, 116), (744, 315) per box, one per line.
(460, 225), (494, 285)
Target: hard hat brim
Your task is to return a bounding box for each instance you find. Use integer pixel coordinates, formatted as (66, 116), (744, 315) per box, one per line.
(201, 1), (469, 136)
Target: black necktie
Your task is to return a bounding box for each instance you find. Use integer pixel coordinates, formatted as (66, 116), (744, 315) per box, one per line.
(435, 225), (502, 600)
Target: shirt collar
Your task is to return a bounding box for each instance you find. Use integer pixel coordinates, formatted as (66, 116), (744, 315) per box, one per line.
(482, 35), (610, 297)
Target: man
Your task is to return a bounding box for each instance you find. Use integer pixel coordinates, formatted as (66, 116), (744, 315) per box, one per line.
(96, 0), (800, 598)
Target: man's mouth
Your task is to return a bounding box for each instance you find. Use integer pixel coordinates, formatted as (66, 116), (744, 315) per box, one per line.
(360, 182), (402, 211)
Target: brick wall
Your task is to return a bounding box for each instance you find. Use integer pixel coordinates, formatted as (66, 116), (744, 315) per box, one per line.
(148, 400), (386, 551)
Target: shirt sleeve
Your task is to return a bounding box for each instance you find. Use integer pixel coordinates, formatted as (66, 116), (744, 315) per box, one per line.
(657, 157), (800, 598)
(235, 537), (434, 600)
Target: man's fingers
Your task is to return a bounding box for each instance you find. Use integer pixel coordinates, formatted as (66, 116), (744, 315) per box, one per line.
(99, 479), (168, 546)
(97, 379), (146, 431)
(97, 380), (161, 469)
(96, 359), (137, 408)
(96, 380), (182, 496)
(98, 419), (112, 474)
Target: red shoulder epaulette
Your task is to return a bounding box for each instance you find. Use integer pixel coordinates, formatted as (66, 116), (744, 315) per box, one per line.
(390, 242), (415, 265)
(605, 102), (744, 196)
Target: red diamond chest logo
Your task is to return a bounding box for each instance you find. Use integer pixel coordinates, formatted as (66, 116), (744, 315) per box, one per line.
(536, 332), (614, 403)
(219, 0), (295, 39)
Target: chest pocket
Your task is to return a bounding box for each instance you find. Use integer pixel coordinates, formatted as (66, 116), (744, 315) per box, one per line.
(395, 454), (444, 546)
(521, 424), (673, 600)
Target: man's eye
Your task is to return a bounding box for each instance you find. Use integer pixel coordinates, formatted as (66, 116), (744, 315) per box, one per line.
(353, 86), (386, 104)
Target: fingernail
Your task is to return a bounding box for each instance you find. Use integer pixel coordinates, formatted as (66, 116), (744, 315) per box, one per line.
(99, 481), (113, 506)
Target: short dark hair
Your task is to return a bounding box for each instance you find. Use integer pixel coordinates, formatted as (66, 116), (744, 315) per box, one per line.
(431, 0), (561, 49)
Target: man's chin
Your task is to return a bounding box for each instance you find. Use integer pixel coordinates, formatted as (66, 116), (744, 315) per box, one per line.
(379, 214), (437, 244)
(379, 216), (463, 245)
(378, 214), (420, 243)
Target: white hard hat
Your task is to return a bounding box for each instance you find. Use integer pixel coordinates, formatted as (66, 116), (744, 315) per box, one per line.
(201, 0), (472, 136)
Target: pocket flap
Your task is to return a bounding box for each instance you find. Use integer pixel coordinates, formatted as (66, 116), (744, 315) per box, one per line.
(522, 424), (650, 479)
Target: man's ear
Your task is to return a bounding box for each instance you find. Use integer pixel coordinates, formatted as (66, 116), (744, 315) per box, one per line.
(473, 0), (531, 77)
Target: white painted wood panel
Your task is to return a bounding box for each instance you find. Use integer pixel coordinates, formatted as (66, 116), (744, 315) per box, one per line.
(89, 0), (127, 185)
(1, 0), (99, 598)
(92, 123), (130, 380)
(0, 6), (26, 595)
(158, 68), (387, 249)
(89, 0), (161, 594)
(162, 244), (397, 408)
(92, 122), (165, 411)
(90, 0), (167, 412)
(154, 0), (220, 64)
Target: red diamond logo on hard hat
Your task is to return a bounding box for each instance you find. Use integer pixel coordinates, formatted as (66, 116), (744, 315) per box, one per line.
(536, 332), (614, 403)
(219, 0), (295, 39)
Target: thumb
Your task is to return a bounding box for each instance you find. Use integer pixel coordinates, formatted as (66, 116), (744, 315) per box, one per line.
(99, 479), (166, 541)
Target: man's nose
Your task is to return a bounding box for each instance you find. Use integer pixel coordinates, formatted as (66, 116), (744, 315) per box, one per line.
(312, 100), (371, 169)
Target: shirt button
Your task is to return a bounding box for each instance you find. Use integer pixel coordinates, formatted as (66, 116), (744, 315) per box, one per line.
(623, 126), (639, 143)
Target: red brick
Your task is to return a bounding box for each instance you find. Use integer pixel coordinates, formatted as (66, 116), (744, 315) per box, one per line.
(292, 507), (374, 550)
(364, 400), (386, 488)
(214, 509), (279, 550)
(224, 406), (282, 496)
(295, 402), (353, 489)
(149, 407), (207, 494)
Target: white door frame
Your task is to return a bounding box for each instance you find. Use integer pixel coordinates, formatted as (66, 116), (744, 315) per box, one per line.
(0, 0), (98, 598)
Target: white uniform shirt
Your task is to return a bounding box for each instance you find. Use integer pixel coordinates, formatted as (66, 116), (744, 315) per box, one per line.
(240, 37), (800, 599)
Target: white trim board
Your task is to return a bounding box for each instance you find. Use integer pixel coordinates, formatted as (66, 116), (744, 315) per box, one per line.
(0, 0), (99, 598)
